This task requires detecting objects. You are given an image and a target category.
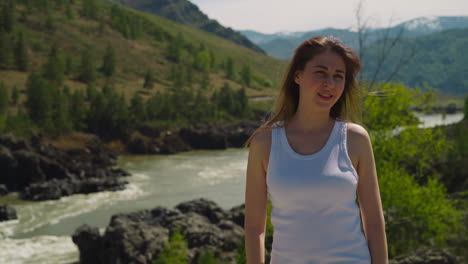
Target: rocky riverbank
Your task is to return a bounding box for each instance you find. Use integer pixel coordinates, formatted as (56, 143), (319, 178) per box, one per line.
(0, 121), (262, 202)
(125, 121), (261, 155)
(0, 132), (130, 201)
(72, 198), (244, 264)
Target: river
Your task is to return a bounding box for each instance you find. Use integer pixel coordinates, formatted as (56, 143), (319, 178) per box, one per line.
(0, 112), (464, 264)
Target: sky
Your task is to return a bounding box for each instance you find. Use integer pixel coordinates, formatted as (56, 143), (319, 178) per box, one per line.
(190, 0), (468, 34)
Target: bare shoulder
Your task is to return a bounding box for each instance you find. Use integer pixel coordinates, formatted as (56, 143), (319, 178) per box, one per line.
(249, 128), (273, 171)
(345, 122), (373, 169)
(346, 122), (371, 144)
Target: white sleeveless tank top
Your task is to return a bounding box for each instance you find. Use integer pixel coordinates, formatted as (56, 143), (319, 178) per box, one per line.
(266, 119), (371, 264)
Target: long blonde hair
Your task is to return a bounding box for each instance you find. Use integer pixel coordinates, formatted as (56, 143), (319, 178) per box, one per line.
(244, 36), (363, 148)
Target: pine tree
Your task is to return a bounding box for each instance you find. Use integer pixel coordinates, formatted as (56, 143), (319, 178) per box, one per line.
(225, 57), (234, 79)
(240, 64), (252, 87)
(69, 89), (87, 130)
(199, 73), (210, 90)
(130, 92), (146, 123)
(64, 54), (72, 75)
(25, 72), (53, 125)
(45, 14), (55, 32)
(14, 32), (28, 71)
(0, 31), (12, 67)
(219, 82), (235, 114)
(0, 82), (9, 115)
(78, 48), (95, 83)
(1, 4), (14, 33)
(100, 44), (116, 77)
(236, 86), (248, 116)
(209, 50), (216, 71)
(51, 90), (72, 135)
(11, 85), (19, 105)
(36, 0), (50, 12)
(86, 83), (96, 101)
(143, 70), (154, 89)
(185, 65), (194, 87)
(145, 92), (162, 121)
(65, 0), (74, 20)
(43, 43), (65, 85)
(167, 33), (184, 62)
(81, 0), (97, 19)
(129, 17), (142, 40)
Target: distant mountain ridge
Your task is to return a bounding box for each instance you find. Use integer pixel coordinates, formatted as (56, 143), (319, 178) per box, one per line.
(102, 0), (266, 54)
(240, 16), (468, 95)
(240, 16), (468, 60)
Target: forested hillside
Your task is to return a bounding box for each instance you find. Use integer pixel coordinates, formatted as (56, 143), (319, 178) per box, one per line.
(0, 0), (286, 140)
(361, 27), (468, 95)
(100, 0), (265, 54)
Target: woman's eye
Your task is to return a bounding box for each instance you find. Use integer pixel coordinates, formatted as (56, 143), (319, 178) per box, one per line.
(315, 71), (326, 76)
(334, 75), (344, 80)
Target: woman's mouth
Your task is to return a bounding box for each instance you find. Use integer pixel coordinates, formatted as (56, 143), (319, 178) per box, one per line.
(318, 93), (333, 101)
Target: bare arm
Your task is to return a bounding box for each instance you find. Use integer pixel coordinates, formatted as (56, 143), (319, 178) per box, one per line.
(352, 125), (388, 264)
(244, 130), (270, 264)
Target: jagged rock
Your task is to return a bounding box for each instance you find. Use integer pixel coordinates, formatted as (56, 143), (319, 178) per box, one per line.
(0, 133), (32, 151)
(72, 198), (245, 264)
(179, 124), (227, 150)
(72, 224), (105, 264)
(0, 205), (17, 222)
(228, 204), (245, 227)
(0, 146), (17, 189)
(159, 133), (191, 154)
(136, 124), (164, 138)
(390, 247), (458, 264)
(176, 198), (226, 224)
(126, 133), (162, 154)
(20, 177), (127, 201)
(0, 184), (7, 195)
(224, 121), (258, 148)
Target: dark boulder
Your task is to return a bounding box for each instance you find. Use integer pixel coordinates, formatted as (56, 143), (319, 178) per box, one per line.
(72, 224), (104, 264)
(0, 184), (8, 195)
(179, 124), (227, 150)
(0, 204), (17, 222)
(126, 133), (162, 154)
(176, 198), (226, 224)
(224, 121), (259, 148)
(0, 133), (32, 152)
(390, 246), (458, 264)
(0, 146), (17, 188)
(159, 133), (192, 154)
(20, 177), (127, 201)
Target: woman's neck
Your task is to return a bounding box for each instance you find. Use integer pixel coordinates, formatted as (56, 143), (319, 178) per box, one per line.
(287, 109), (333, 134)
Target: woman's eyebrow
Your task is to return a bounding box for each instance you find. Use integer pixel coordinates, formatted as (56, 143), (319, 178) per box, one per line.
(313, 65), (345, 74)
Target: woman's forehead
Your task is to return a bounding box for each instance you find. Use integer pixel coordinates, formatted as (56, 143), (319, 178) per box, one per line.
(306, 51), (346, 72)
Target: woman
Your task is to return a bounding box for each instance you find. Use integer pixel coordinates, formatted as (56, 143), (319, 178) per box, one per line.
(243, 36), (388, 264)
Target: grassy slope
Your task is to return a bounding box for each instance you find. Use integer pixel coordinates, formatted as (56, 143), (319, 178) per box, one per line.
(0, 1), (287, 113)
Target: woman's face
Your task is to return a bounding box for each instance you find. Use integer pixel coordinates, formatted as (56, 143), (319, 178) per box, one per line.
(294, 50), (346, 112)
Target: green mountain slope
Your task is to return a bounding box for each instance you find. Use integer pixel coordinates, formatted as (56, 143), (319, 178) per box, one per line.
(362, 27), (468, 95)
(0, 0), (285, 99)
(101, 0), (265, 54)
(0, 0), (286, 139)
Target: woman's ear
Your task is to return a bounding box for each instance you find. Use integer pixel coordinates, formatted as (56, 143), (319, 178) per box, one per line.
(294, 70), (301, 85)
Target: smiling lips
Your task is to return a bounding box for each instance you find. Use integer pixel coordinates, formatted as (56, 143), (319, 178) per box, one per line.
(318, 92), (333, 101)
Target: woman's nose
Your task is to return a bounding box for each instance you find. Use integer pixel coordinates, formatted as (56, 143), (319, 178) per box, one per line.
(323, 75), (334, 86)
